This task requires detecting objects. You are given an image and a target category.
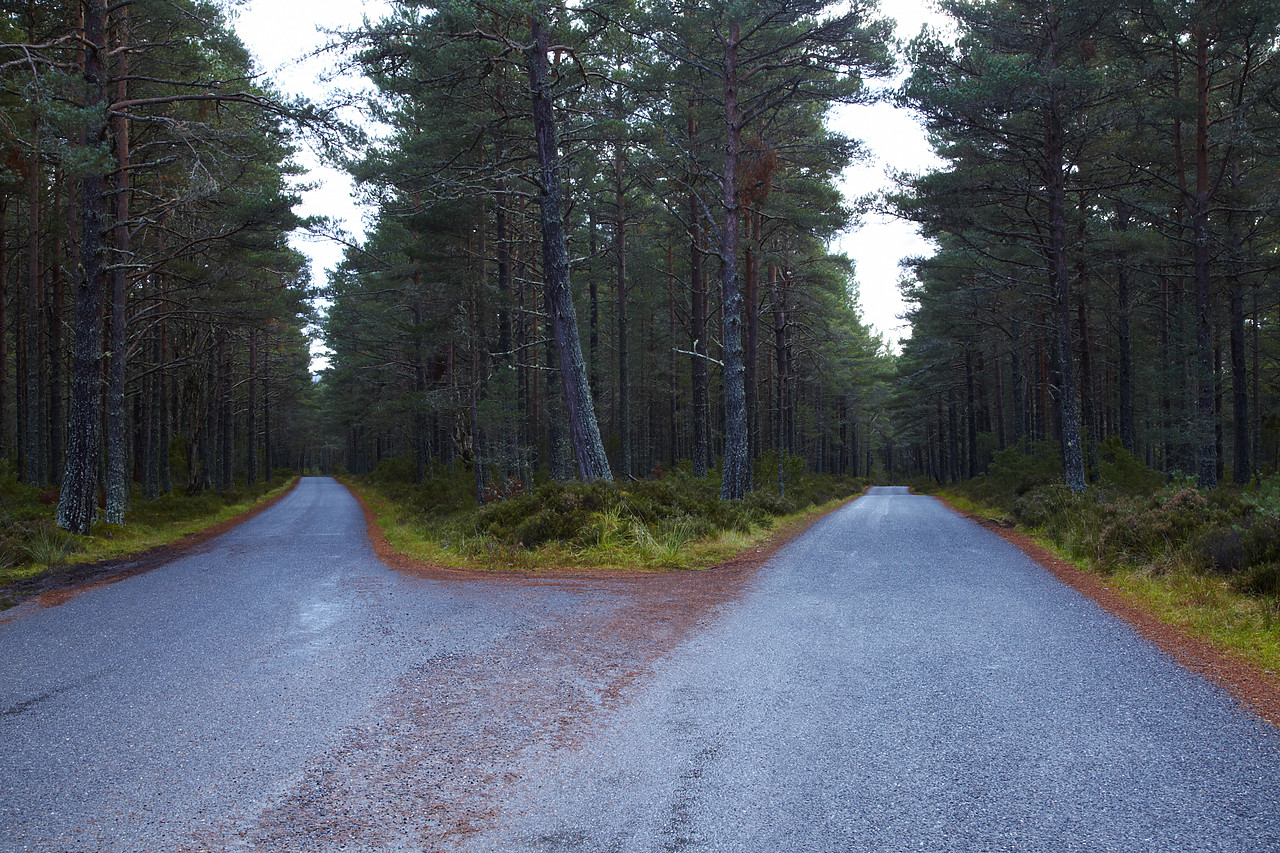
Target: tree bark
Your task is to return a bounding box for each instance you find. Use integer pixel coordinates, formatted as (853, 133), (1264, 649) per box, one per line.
(247, 327), (258, 486)
(48, 182), (65, 483)
(1229, 160), (1250, 484)
(0, 195), (8, 460)
(688, 108), (710, 478)
(25, 144), (43, 486)
(614, 145), (630, 478)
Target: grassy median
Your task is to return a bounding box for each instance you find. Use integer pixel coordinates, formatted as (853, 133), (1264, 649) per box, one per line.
(348, 455), (869, 573)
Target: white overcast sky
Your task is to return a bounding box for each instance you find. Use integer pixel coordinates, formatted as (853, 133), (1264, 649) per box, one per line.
(228, 0), (947, 353)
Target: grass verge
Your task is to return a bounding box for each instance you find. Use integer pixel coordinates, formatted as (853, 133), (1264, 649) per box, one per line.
(0, 476), (299, 597)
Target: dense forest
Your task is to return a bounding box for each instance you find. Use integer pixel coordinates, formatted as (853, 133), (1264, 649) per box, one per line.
(6, 0), (1280, 535)
(0, 0), (317, 534)
(894, 0), (1280, 492)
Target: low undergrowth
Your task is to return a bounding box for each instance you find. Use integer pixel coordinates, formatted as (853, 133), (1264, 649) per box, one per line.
(931, 439), (1280, 674)
(353, 455), (870, 572)
(0, 464), (297, 593)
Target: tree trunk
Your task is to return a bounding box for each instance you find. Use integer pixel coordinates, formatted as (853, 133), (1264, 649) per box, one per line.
(48, 183), (65, 483)
(247, 328), (258, 486)
(688, 108), (710, 478)
(1229, 161), (1250, 484)
(965, 345), (977, 479)
(1044, 15), (1085, 494)
(25, 144), (43, 486)
(745, 210), (760, 461)
(615, 145), (630, 478)
(718, 20), (750, 501)
(105, 4), (131, 522)
(263, 335), (272, 483)
(56, 0), (108, 535)
(1114, 201), (1135, 453)
(525, 9), (611, 482)
(0, 195), (7, 460)
(1192, 27), (1217, 489)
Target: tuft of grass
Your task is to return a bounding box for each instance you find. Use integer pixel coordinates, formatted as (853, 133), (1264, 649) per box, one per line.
(21, 523), (79, 568)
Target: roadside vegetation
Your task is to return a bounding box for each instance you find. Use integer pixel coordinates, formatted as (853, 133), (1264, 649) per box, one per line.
(350, 454), (870, 572)
(922, 441), (1280, 674)
(0, 465), (297, 599)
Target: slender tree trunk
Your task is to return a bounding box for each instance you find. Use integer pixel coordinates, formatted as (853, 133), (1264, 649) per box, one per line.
(1114, 201), (1135, 453)
(247, 328), (258, 486)
(525, 9), (611, 482)
(25, 143), (42, 486)
(615, 146), (630, 479)
(56, 0), (108, 534)
(965, 345), (977, 479)
(668, 242), (678, 466)
(1229, 161), (1250, 484)
(158, 283), (171, 495)
(745, 210), (760, 461)
(0, 195), (8, 460)
(263, 334), (272, 482)
(718, 20), (750, 500)
(588, 213), (599, 401)
(1192, 27), (1217, 489)
(1044, 15), (1085, 493)
(105, 4), (131, 522)
(688, 109), (710, 478)
(48, 183), (65, 483)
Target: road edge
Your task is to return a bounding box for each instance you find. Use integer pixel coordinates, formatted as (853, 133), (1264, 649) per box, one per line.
(0, 477), (302, 618)
(938, 495), (1280, 729)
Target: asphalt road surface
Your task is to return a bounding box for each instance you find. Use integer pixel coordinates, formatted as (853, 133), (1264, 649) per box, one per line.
(2, 480), (1279, 852)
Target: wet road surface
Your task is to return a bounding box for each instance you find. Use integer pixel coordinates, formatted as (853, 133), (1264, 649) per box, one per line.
(2, 481), (1280, 851)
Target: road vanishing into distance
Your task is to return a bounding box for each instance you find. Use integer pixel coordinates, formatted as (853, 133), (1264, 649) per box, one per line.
(2, 479), (1280, 852)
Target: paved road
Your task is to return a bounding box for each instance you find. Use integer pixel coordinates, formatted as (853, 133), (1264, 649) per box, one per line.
(2, 482), (1280, 851)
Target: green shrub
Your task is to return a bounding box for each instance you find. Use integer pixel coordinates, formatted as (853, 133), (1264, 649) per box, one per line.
(1232, 563), (1280, 597)
(986, 440), (1063, 497)
(1096, 488), (1233, 572)
(367, 453), (417, 485)
(1096, 437), (1166, 496)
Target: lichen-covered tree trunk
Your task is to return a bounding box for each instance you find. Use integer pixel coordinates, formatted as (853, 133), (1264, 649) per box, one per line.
(56, 0), (108, 535)
(525, 9), (611, 482)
